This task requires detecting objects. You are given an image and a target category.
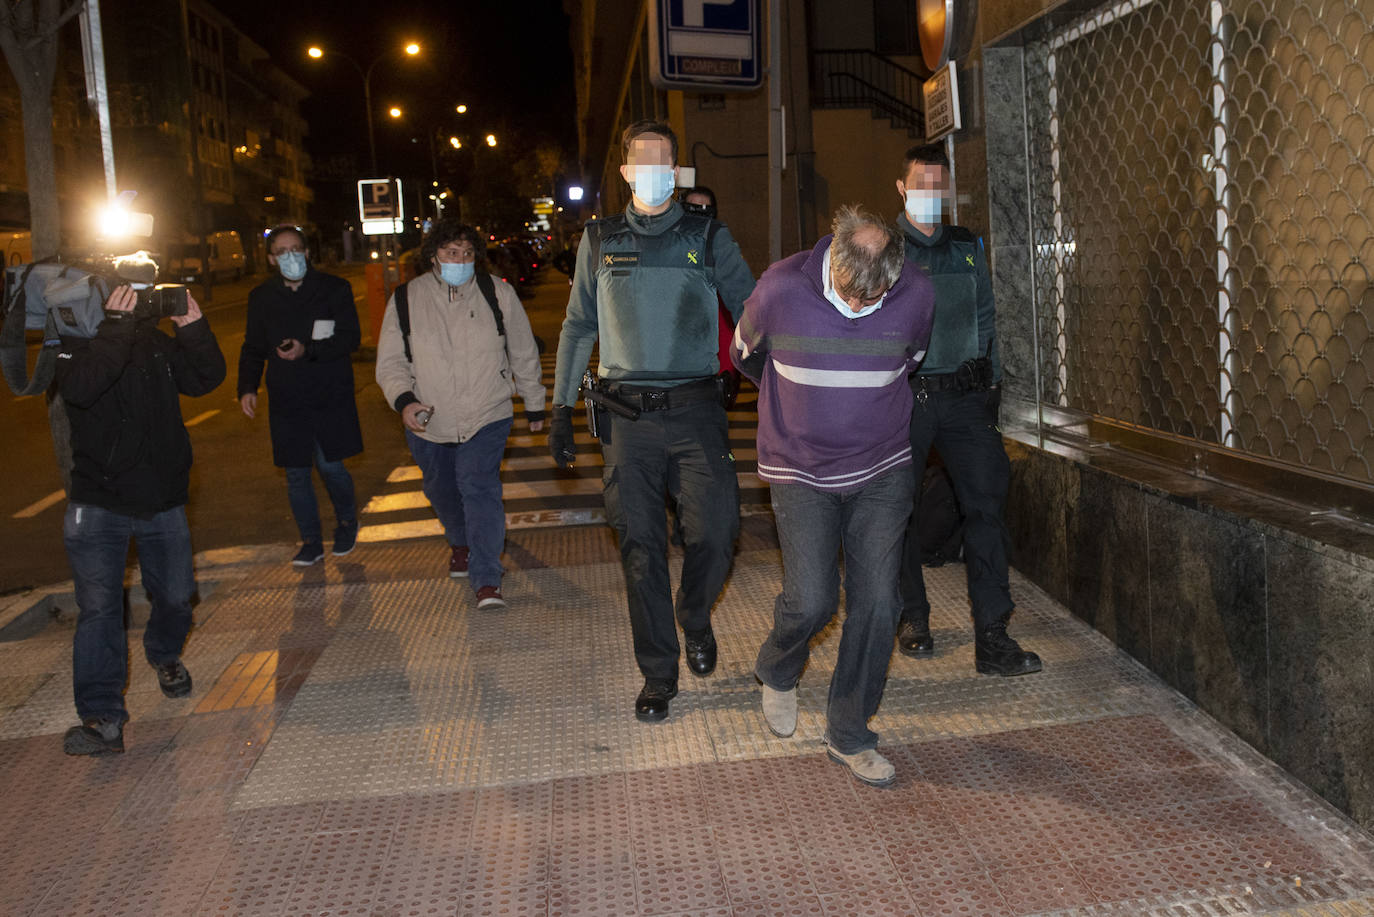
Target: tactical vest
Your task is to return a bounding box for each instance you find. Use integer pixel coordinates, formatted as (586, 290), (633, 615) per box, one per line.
(907, 226), (983, 376)
(586, 212), (720, 383)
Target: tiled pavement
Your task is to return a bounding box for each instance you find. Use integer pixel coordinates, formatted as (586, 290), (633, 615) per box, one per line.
(3, 526), (1374, 916)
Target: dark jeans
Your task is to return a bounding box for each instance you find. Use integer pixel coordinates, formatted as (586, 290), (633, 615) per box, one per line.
(285, 440), (357, 544)
(755, 468), (914, 754)
(602, 399), (739, 682)
(406, 417), (512, 590)
(63, 503), (196, 724)
(900, 386), (1013, 631)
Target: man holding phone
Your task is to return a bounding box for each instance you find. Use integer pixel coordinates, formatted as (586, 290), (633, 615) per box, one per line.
(238, 224), (364, 566)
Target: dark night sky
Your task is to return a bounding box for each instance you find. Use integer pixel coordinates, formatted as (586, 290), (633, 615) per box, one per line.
(214, 0), (578, 180)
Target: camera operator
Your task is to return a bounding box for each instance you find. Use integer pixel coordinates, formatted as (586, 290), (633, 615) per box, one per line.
(57, 284), (226, 756)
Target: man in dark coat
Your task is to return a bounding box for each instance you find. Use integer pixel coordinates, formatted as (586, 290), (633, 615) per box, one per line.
(238, 225), (363, 565)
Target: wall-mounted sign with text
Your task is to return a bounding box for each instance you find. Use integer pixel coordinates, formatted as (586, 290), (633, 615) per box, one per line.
(923, 61), (962, 142)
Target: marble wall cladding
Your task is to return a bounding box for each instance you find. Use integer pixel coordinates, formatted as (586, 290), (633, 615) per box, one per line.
(1145, 498), (1269, 752)
(1005, 440), (1076, 605)
(1066, 467), (1152, 663)
(983, 48), (1031, 249)
(1007, 441), (1374, 832)
(983, 47), (1038, 405)
(993, 242), (1036, 401)
(1266, 538), (1374, 829)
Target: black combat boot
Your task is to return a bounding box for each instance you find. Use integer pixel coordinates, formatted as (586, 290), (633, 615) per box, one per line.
(975, 616), (1042, 676)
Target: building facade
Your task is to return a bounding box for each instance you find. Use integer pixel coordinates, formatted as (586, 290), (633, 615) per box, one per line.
(0, 0), (311, 263)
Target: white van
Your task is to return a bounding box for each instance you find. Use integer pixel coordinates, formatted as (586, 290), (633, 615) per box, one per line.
(168, 231), (245, 282)
(2, 230), (31, 267)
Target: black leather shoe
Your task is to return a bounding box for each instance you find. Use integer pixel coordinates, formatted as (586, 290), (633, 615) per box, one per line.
(975, 617), (1043, 676)
(635, 678), (678, 722)
(684, 628), (717, 676)
(897, 619), (934, 658)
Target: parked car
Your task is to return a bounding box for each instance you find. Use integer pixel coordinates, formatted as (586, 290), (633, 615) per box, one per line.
(503, 238), (542, 273)
(485, 244), (531, 296)
(167, 230), (245, 282)
(500, 239), (536, 278)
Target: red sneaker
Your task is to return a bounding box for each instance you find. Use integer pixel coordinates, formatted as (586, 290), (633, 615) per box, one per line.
(448, 545), (470, 579)
(475, 585), (506, 610)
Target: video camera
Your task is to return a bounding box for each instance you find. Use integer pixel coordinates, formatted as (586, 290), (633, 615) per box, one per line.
(1, 251), (188, 396)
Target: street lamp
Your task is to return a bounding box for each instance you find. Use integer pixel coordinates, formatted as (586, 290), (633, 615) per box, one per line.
(389, 106), (403, 118)
(306, 41), (422, 173)
(455, 104), (467, 114)
(485, 134), (497, 147)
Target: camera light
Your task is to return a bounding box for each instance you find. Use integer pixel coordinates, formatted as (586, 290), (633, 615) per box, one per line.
(96, 203), (155, 239)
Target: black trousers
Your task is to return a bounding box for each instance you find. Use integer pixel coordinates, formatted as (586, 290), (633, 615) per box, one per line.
(601, 399), (739, 681)
(899, 386), (1014, 631)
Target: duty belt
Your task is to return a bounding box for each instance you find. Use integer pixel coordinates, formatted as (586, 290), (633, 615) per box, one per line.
(912, 372), (965, 394)
(605, 377), (719, 412)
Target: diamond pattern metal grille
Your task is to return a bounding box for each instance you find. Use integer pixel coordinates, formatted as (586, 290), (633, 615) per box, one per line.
(1024, 0), (1374, 482)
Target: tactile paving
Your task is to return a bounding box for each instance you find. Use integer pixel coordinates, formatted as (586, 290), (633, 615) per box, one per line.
(4, 518), (1374, 915)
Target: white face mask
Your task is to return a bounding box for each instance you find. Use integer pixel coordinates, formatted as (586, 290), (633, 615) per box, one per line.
(823, 246), (885, 318)
(904, 189), (943, 225)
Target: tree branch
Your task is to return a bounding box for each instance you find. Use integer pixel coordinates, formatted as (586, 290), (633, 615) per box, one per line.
(16, 0), (81, 49)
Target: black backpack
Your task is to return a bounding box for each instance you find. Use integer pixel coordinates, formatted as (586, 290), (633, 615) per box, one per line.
(394, 271), (504, 362)
(916, 462), (964, 566)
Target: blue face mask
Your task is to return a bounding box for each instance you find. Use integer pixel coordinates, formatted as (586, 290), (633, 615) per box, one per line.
(439, 260), (474, 287)
(628, 165), (675, 208)
(276, 251), (307, 281)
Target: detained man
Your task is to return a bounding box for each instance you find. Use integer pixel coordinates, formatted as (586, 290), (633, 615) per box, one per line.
(734, 205), (935, 786)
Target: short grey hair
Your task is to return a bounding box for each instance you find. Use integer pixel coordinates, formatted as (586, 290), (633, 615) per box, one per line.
(829, 204), (904, 302)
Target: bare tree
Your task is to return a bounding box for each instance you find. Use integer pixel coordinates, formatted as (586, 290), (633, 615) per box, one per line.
(0, 0), (83, 259)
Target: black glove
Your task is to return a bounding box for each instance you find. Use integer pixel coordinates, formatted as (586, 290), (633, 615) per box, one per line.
(550, 405), (576, 467)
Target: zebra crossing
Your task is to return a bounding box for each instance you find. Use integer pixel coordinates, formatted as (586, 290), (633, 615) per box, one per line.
(356, 353), (771, 545)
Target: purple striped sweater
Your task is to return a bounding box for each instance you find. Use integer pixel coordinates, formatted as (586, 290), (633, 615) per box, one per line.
(732, 235), (935, 492)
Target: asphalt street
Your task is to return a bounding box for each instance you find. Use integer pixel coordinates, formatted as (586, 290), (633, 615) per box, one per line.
(0, 263), (575, 596)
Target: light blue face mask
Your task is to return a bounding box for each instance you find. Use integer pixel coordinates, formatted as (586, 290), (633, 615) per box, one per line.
(904, 189), (944, 225)
(439, 260), (475, 287)
(276, 251), (307, 281)
(628, 165), (675, 208)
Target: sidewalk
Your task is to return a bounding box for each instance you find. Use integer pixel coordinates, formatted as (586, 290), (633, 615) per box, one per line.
(2, 522), (1373, 916)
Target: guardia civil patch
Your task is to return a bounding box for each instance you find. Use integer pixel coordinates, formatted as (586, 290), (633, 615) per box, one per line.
(687, 249), (699, 265)
(604, 252), (639, 267)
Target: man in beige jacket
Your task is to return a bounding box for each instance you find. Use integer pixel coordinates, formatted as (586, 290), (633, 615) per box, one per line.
(376, 220), (545, 609)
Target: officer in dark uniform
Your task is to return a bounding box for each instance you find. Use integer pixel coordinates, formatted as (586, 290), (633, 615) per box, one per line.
(894, 143), (1041, 676)
(550, 120), (755, 722)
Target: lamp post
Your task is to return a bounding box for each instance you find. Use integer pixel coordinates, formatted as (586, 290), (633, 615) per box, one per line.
(307, 41), (420, 173)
